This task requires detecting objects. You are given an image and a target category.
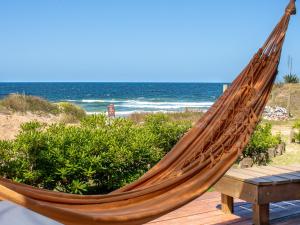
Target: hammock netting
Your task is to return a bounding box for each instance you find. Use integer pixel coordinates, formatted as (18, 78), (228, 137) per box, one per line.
(0, 1), (297, 224)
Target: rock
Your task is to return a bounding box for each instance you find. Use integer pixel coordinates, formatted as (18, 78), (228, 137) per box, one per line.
(263, 106), (289, 121)
(259, 153), (268, 165)
(275, 143), (285, 155)
(268, 147), (276, 158)
(239, 157), (254, 168)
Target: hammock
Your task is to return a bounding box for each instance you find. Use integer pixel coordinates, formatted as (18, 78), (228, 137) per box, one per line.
(0, 1), (296, 224)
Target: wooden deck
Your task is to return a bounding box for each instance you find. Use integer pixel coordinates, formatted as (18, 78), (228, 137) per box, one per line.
(147, 192), (300, 225)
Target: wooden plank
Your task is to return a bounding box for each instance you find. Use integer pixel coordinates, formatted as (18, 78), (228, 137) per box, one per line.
(221, 194), (234, 214)
(273, 216), (300, 225)
(227, 166), (299, 184)
(240, 168), (288, 184)
(229, 220), (253, 225)
(203, 213), (251, 225)
(149, 191), (300, 225)
(246, 167), (295, 184)
(264, 166), (300, 181)
(252, 203), (269, 225)
(270, 206), (300, 222)
(193, 192), (220, 202)
(148, 209), (225, 225)
(214, 176), (258, 203)
(225, 169), (272, 185)
(231, 168), (275, 181)
(258, 183), (300, 204)
(152, 195), (246, 222)
(153, 199), (221, 221)
(249, 201), (300, 225)
(153, 196), (247, 222)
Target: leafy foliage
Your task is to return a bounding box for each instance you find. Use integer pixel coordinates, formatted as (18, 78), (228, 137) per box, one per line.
(243, 123), (281, 163)
(283, 74), (299, 84)
(0, 114), (191, 194)
(0, 111), (282, 194)
(293, 120), (300, 142)
(294, 120), (300, 129)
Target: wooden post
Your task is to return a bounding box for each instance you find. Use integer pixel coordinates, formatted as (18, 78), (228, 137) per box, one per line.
(223, 84), (228, 93)
(221, 194), (234, 214)
(252, 204), (269, 225)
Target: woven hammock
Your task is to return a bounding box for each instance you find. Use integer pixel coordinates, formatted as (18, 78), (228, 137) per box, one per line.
(0, 1), (297, 224)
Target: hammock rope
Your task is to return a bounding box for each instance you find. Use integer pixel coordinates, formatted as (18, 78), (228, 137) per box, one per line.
(0, 1), (296, 224)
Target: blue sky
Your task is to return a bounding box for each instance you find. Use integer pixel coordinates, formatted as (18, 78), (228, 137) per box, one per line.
(0, 0), (299, 82)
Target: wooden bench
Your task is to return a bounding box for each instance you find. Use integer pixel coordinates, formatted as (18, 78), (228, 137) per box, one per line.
(214, 165), (300, 225)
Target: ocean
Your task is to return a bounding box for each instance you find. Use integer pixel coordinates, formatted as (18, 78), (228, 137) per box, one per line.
(0, 82), (225, 116)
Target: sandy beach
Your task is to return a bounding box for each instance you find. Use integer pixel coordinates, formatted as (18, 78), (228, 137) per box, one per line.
(0, 112), (59, 140)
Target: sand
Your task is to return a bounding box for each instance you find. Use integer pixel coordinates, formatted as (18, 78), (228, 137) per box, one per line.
(0, 112), (60, 140)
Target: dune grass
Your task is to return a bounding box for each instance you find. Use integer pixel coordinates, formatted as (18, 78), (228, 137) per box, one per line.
(268, 83), (300, 118)
(129, 110), (204, 124)
(58, 102), (86, 123)
(1, 94), (59, 114)
(0, 94), (86, 123)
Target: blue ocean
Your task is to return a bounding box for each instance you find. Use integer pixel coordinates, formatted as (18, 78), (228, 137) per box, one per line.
(0, 83), (225, 116)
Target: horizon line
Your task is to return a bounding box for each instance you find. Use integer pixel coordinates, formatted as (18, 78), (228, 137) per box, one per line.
(0, 81), (232, 84)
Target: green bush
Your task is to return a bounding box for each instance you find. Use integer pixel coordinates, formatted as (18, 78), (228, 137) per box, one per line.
(1, 94), (59, 114)
(143, 114), (192, 152)
(293, 120), (300, 142)
(0, 114), (191, 194)
(243, 123), (281, 164)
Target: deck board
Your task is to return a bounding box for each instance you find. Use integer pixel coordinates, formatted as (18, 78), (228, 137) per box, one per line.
(147, 192), (300, 225)
(224, 165), (300, 186)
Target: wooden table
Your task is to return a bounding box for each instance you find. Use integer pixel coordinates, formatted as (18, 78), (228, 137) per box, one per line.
(214, 165), (300, 225)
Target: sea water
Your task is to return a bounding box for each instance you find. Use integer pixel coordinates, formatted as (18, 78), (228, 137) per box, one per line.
(0, 82), (225, 116)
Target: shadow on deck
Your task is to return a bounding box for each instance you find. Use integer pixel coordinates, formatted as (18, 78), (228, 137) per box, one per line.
(147, 192), (300, 225)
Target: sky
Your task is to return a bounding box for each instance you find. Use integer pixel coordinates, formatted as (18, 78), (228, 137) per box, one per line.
(0, 0), (299, 82)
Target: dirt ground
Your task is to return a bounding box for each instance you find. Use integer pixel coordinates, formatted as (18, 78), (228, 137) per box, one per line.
(269, 119), (300, 165)
(270, 121), (300, 153)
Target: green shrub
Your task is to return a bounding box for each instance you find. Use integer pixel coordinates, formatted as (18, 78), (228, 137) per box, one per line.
(283, 74), (299, 83)
(1, 94), (59, 114)
(243, 123), (281, 164)
(0, 114), (191, 194)
(293, 120), (300, 142)
(143, 114), (191, 153)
